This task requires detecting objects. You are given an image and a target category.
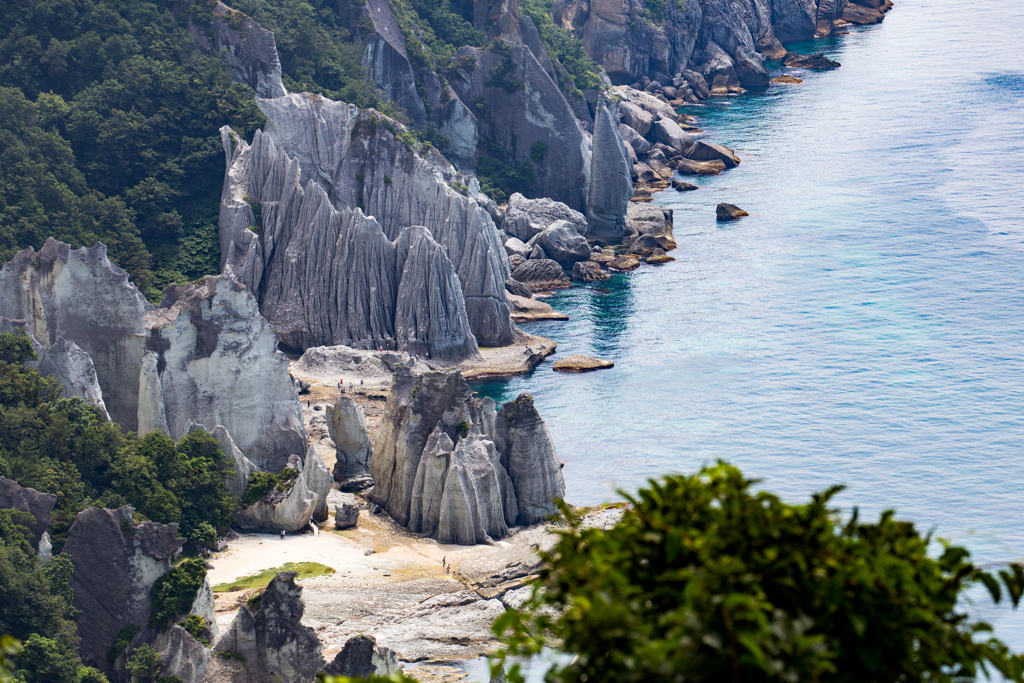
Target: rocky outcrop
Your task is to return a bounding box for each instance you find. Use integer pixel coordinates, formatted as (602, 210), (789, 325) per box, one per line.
(154, 626), (208, 683)
(0, 239), (150, 430)
(1, 317), (112, 419)
(552, 355), (614, 372)
(184, 422), (257, 499)
(511, 259), (571, 290)
(587, 99), (633, 242)
(219, 93), (518, 356)
(322, 634), (401, 678)
(235, 449), (331, 532)
(369, 366), (564, 543)
(0, 476), (57, 551)
(530, 221), (592, 268)
(137, 275), (305, 472)
(327, 397), (372, 480)
(717, 202), (749, 220)
(63, 506), (184, 673)
(190, 2), (287, 99)
(502, 193), (589, 242)
(213, 572), (324, 683)
(448, 43), (592, 213)
(551, 0), (884, 93)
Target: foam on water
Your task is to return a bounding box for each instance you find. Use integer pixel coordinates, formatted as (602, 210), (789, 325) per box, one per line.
(475, 0), (1024, 649)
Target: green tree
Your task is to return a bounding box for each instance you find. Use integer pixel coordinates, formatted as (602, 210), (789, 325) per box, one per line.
(149, 558), (207, 631)
(1, 635), (20, 683)
(494, 462), (1024, 683)
(125, 644), (178, 683)
(15, 634), (81, 683)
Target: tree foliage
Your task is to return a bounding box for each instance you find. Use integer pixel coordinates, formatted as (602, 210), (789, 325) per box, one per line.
(494, 462), (1024, 683)
(0, 332), (237, 550)
(149, 558), (207, 631)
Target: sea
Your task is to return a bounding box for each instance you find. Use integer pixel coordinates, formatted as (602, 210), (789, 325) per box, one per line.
(471, 0), (1024, 667)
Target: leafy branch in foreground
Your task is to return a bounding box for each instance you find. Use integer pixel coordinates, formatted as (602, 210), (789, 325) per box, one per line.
(492, 462), (1024, 683)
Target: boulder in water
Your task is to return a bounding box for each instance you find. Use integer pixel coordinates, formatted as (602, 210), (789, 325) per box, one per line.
(532, 221), (592, 267)
(552, 355), (615, 373)
(782, 52), (840, 69)
(511, 260), (571, 290)
(716, 203), (750, 221)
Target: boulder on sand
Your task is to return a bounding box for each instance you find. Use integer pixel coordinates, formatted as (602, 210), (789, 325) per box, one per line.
(552, 355), (614, 373)
(717, 203), (750, 221)
(327, 397), (372, 480)
(334, 503), (360, 529)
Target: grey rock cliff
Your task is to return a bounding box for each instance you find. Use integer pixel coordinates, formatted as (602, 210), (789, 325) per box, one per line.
(0, 238), (150, 430)
(0, 476), (57, 551)
(0, 318), (109, 419)
(63, 506), (184, 674)
(219, 93), (518, 356)
(190, 2), (287, 99)
(213, 572), (324, 683)
(235, 449), (331, 532)
(587, 99), (633, 241)
(154, 626), (208, 683)
(137, 275), (305, 472)
(327, 397), (373, 480)
(502, 193), (589, 242)
(370, 366), (564, 544)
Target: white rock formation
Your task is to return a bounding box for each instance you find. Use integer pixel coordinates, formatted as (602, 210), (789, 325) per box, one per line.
(0, 238), (150, 429)
(136, 275), (305, 472)
(235, 449), (331, 532)
(327, 397), (372, 480)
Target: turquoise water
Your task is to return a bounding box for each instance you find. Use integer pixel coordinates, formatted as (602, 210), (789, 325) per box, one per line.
(475, 0), (1024, 649)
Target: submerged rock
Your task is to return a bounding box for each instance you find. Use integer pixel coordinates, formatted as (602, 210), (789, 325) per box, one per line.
(0, 476), (57, 551)
(782, 52), (841, 69)
(688, 141), (741, 168)
(137, 275), (305, 472)
(213, 572), (325, 683)
(369, 366), (564, 543)
(63, 506), (184, 674)
(327, 397), (373, 481)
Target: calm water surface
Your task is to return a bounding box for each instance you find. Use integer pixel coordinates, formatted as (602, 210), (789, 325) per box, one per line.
(475, 0), (1024, 650)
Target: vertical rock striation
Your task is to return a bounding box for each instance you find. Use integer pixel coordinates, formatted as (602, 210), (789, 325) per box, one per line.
(370, 365), (564, 544)
(219, 93), (519, 357)
(0, 238), (150, 429)
(327, 396), (373, 480)
(587, 98), (634, 241)
(137, 275), (305, 472)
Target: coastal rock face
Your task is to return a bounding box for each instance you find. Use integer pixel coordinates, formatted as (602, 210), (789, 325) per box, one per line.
(0, 238), (150, 430)
(551, 0), (852, 90)
(137, 275), (305, 472)
(502, 193), (589, 243)
(185, 422), (257, 499)
(587, 100), (634, 242)
(490, 394), (566, 525)
(327, 397), (373, 480)
(190, 2), (287, 99)
(322, 634), (401, 678)
(63, 506), (183, 674)
(235, 450), (331, 532)
(219, 93), (517, 355)
(448, 44), (592, 213)
(369, 366), (564, 543)
(0, 476), (57, 551)
(213, 572), (324, 683)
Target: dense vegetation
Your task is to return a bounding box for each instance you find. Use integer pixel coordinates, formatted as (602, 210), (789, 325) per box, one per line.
(494, 463), (1024, 683)
(520, 0), (603, 94)
(0, 331), (237, 550)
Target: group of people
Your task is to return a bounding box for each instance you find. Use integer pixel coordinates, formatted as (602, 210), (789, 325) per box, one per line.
(440, 556), (462, 578)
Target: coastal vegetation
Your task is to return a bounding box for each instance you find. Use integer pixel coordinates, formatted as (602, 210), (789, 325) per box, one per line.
(212, 562), (337, 592)
(0, 331), (237, 551)
(493, 463), (1024, 682)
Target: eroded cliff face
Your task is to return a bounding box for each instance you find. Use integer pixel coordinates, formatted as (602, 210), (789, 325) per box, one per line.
(63, 507), (184, 674)
(219, 93), (519, 358)
(370, 365), (565, 544)
(552, 0), (886, 87)
(137, 275), (306, 472)
(0, 238), (150, 430)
